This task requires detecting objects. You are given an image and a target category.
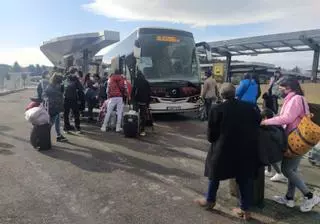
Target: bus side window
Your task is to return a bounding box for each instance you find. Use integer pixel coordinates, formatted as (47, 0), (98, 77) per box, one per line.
(191, 50), (198, 76)
(123, 60), (126, 76)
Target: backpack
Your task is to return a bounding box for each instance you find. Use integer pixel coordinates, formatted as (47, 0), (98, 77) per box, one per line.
(259, 126), (287, 165)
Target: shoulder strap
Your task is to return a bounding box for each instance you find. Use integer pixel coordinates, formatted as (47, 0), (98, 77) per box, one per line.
(301, 96), (306, 115)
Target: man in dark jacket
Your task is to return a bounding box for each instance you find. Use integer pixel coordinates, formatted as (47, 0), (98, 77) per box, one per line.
(131, 70), (151, 136)
(63, 68), (83, 133)
(37, 71), (50, 100)
(262, 70), (284, 114)
(44, 73), (67, 142)
(195, 83), (261, 220)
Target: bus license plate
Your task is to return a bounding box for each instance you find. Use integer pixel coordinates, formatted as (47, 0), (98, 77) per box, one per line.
(167, 106), (181, 111)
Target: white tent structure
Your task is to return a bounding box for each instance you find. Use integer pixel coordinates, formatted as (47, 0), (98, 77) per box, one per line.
(40, 30), (119, 73)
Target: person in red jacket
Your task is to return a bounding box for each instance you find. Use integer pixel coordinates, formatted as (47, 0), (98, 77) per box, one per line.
(123, 75), (132, 103)
(101, 70), (127, 132)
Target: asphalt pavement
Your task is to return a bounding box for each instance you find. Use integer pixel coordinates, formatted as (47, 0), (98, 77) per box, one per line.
(0, 90), (319, 224)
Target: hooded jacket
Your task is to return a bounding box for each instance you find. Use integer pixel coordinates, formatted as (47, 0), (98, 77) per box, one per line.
(263, 92), (310, 135)
(131, 74), (151, 104)
(236, 79), (259, 104)
(64, 75), (83, 101)
(107, 74), (126, 98)
(44, 84), (64, 116)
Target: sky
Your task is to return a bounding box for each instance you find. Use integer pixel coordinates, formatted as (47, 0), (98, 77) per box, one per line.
(0, 0), (319, 69)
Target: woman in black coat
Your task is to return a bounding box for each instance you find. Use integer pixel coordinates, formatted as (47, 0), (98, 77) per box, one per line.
(131, 70), (151, 136)
(195, 83), (261, 220)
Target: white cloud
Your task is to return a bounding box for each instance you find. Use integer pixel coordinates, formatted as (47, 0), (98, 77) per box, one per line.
(83, 0), (320, 69)
(83, 0), (319, 27)
(0, 48), (52, 66)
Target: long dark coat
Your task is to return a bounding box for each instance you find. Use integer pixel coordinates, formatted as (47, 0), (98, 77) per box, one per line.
(204, 99), (261, 180)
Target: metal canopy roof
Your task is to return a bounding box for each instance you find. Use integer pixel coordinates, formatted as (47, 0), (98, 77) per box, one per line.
(202, 29), (320, 57)
(200, 61), (275, 68)
(40, 30), (119, 67)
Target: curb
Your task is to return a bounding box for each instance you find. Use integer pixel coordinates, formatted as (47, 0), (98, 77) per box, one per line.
(0, 88), (28, 96)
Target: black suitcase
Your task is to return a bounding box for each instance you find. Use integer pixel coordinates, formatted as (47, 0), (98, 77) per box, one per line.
(123, 110), (139, 138)
(30, 123), (52, 150)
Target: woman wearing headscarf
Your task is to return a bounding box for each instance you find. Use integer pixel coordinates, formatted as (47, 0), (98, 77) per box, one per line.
(131, 70), (151, 136)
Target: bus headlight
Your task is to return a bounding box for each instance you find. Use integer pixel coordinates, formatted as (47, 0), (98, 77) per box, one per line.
(188, 96), (200, 103)
(150, 97), (160, 104)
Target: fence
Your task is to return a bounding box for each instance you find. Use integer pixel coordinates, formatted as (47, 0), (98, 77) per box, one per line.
(0, 72), (38, 93)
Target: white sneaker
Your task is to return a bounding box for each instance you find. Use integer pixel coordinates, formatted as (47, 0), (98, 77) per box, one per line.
(100, 126), (106, 132)
(116, 128), (123, 133)
(300, 195), (320, 212)
(270, 173), (288, 183)
(140, 132), (146, 136)
(265, 170), (273, 177)
(273, 196), (295, 208)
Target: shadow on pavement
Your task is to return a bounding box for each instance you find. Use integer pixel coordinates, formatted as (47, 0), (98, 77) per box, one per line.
(41, 140), (199, 182)
(80, 123), (206, 160)
(0, 125), (14, 132)
(0, 142), (15, 149)
(153, 113), (208, 137)
(255, 198), (320, 223)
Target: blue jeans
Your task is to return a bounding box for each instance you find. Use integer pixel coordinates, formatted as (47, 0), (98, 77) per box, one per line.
(206, 177), (253, 211)
(50, 114), (61, 136)
(267, 162), (281, 173)
(281, 156), (310, 198)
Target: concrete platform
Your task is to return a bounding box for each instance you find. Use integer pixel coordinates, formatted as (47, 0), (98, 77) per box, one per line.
(0, 90), (319, 224)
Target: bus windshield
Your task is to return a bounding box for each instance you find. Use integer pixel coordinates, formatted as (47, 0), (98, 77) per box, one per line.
(138, 34), (199, 83)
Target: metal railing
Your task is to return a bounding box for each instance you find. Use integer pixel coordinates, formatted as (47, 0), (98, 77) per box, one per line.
(0, 73), (37, 93)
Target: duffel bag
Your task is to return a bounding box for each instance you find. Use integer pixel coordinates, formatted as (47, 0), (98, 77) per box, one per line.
(285, 98), (320, 157)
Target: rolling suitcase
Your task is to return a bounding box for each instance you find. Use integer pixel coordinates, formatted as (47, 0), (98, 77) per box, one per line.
(123, 109), (139, 138)
(30, 123), (52, 150)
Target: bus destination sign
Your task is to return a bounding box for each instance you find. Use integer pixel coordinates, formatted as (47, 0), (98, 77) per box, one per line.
(156, 36), (180, 43)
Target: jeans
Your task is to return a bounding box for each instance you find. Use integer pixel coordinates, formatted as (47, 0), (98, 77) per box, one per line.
(64, 99), (80, 130)
(134, 103), (148, 132)
(102, 97), (123, 130)
(206, 177), (253, 211)
(281, 156), (310, 198)
(267, 162), (281, 173)
(50, 114), (61, 136)
(87, 98), (98, 119)
(204, 98), (216, 119)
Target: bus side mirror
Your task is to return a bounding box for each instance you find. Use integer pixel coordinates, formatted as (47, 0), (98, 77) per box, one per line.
(134, 40), (141, 59)
(196, 42), (212, 62)
(206, 49), (212, 62)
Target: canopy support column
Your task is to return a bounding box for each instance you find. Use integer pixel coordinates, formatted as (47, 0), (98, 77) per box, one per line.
(312, 49), (319, 83)
(82, 49), (89, 74)
(225, 53), (232, 82)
